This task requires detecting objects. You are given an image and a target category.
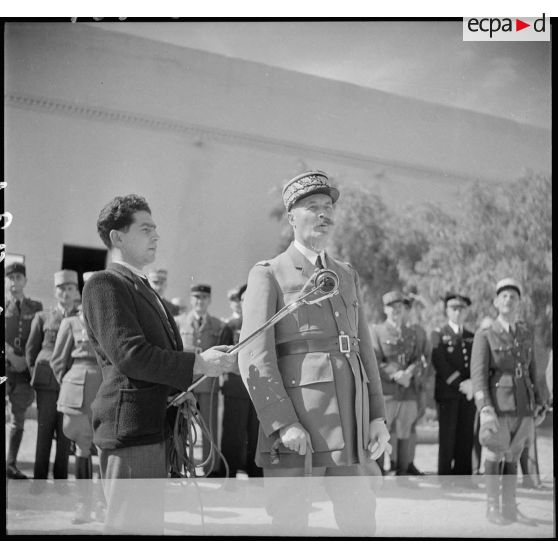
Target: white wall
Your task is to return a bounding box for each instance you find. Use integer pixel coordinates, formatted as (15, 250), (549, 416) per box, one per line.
(4, 22), (551, 317)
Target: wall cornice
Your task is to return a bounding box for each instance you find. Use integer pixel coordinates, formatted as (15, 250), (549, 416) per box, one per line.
(6, 91), (488, 186)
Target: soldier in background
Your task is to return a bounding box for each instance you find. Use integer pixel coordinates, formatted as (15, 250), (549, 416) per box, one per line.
(371, 291), (423, 485)
(431, 293), (476, 486)
(50, 271), (105, 524)
(402, 291), (431, 476)
(219, 285), (262, 478)
(5, 262), (43, 479)
(148, 268), (180, 317)
(471, 278), (544, 525)
(175, 284), (233, 476)
(26, 269), (80, 492)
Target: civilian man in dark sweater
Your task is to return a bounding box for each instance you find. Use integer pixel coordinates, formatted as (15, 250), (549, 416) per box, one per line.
(82, 195), (236, 534)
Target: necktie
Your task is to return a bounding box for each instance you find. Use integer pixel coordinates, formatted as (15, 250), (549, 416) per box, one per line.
(16, 300), (21, 313)
(198, 316), (203, 329)
(316, 255), (324, 269)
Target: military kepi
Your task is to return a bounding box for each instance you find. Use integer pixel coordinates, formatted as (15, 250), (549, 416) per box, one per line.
(444, 292), (472, 307)
(382, 290), (407, 306)
(496, 277), (521, 297)
(54, 269), (79, 286)
(282, 170), (340, 211)
(191, 284), (211, 295)
(5, 262), (26, 276)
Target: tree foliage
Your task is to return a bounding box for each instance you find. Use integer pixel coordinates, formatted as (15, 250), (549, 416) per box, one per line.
(270, 171), (552, 348)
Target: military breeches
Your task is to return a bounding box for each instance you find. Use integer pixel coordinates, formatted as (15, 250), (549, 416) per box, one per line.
(33, 389), (71, 479)
(385, 398), (418, 439)
(6, 380), (34, 433)
(483, 415), (534, 462)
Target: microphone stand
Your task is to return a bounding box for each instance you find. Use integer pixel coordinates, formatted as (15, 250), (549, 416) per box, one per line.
(168, 269), (340, 407)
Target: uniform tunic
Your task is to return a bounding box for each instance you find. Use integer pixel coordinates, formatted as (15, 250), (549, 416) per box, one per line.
(50, 313), (102, 415)
(470, 319), (542, 458)
(431, 323), (476, 475)
(239, 243), (385, 469)
(371, 321), (423, 401)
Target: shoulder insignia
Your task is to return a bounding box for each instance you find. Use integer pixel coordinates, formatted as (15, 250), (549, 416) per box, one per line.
(255, 260), (271, 267)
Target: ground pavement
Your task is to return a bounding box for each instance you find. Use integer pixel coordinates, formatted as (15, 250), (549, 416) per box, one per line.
(4, 405), (555, 538)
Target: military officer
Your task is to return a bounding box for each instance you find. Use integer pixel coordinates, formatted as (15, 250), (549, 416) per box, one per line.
(175, 283), (233, 475)
(471, 278), (544, 525)
(431, 292), (476, 483)
(220, 284), (262, 478)
(239, 171), (389, 535)
(50, 271), (105, 524)
(371, 291), (424, 483)
(4, 262), (43, 479)
(398, 292), (431, 476)
(26, 269), (80, 491)
(148, 268), (180, 317)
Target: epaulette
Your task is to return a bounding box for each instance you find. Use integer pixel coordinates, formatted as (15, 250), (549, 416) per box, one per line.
(255, 260), (271, 267)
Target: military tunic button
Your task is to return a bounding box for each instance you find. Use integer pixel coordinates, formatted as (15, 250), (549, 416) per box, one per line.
(340, 331), (345, 335)
(334, 311), (340, 317)
(291, 380), (295, 384)
(249, 351), (253, 357)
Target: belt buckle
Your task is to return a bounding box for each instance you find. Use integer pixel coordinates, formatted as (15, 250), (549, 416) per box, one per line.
(339, 334), (350, 354)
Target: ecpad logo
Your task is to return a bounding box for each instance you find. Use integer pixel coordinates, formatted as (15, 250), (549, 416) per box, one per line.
(463, 14), (549, 41)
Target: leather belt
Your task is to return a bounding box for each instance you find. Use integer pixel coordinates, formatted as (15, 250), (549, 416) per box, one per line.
(276, 336), (359, 357)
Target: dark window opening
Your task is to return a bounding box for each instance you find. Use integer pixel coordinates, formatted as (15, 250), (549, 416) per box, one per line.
(61, 245), (108, 293)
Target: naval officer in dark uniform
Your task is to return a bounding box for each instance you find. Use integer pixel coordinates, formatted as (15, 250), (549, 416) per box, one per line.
(5, 262), (43, 479)
(471, 278), (544, 525)
(431, 292), (476, 482)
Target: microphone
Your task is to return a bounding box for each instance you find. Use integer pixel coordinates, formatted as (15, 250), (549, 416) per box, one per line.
(314, 269), (339, 294)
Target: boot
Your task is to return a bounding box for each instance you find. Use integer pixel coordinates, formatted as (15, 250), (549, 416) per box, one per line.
(484, 460), (508, 525)
(501, 461), (537, 526)
(395, 439), (417, 488)
(6, 430), (28, 479)
(72, 456), (93, 524)
(519, 448), (537, 488)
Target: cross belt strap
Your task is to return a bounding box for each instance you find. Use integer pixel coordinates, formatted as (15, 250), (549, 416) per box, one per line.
(276, 336), (359, 358)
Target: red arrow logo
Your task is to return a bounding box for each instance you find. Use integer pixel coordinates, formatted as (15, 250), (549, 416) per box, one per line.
(516, 19), (531, 31)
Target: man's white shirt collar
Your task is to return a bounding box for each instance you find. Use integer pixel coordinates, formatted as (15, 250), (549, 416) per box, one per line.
(497, 315), (514, 333)
(293, 240), (326, 267)
(448, 321), (461, 334)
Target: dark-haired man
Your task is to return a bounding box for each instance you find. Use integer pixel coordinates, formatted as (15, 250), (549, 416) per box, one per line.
(5, 263), (43, 479)
(82, 194), (236, 534)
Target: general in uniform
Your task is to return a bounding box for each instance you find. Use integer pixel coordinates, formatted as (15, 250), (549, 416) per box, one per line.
(431, 292), (476, 481)
(50, 271), (104, 524)
(471, 278), (543, 525)
(371, 291), (424, 480)
(238, 171), (389, 535)
(26, 269), (80, 489)
(175, 283), (233, 476)
(220, 284), (262, 477)
(5, 262), (43, 479)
